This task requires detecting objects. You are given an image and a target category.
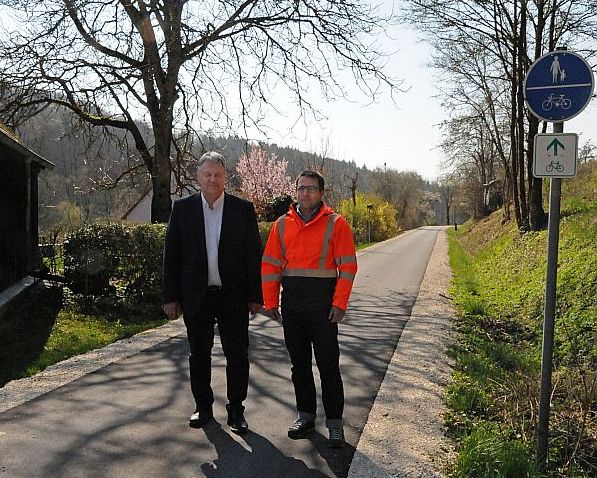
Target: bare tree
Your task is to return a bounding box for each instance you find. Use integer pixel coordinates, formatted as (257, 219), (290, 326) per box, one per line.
(440, 110), (504, 220)
(0, 0), (400, 222)
(578, 140), (596, 163)
(371, 167), (425, 230)
(438, 170), (460, 225)
(403, 0), (597, 231)
(345, 172), (359, 206)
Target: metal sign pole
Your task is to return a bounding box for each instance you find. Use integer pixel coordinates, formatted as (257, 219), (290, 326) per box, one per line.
(525, 47), (593, 473)
(536, 120), (563, 471)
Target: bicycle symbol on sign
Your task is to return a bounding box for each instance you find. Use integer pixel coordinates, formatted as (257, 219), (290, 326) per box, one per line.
(542, 94), (571, 111)
(546, 161), (564, 172)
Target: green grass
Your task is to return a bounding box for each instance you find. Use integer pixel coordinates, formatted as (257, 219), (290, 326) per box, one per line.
(0, 284), (166, 386)
(24, 311), (165, 376)
(448, 227), (485, 316)
(446, 162), (596, 478)
(455, 422), (538, 478)
(356, 241), (377, 250)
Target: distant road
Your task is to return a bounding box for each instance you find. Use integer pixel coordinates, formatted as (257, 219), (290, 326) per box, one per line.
(0, 228), (439, 478)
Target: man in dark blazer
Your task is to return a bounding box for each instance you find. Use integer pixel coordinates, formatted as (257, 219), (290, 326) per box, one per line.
(163, 151), (263, 435)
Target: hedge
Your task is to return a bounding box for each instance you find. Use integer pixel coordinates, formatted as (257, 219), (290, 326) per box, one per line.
(64, 222), (166, 301)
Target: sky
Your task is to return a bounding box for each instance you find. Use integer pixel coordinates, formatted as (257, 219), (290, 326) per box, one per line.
(264, 23), (597, 182)
(265, 25), (445, 181)
(1, 3), (595, 182)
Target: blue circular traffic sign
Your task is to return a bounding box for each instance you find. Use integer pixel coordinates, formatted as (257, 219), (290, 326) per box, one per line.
(524, 51), (594, 122)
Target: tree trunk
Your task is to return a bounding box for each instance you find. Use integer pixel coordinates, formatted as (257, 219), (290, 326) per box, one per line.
(509, 0), (523, 231)
(510, 82), (523, 229)
(516, 0), (529, 232)
(151, 120), (174, 223)
(445, 193), (451, 225)
(527, 116), (548, 229)
(502, 172), (511, 223)
(151, 159), (172, 223)
(526, 0), (548, 231)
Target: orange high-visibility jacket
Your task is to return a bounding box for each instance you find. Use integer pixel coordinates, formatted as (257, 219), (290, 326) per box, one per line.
(262, 203), (357, 311)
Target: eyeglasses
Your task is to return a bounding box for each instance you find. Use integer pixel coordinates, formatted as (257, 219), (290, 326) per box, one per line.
(296, 186), (321, 193)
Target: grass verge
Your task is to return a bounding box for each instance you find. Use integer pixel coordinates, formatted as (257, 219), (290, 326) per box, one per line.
(445, 162), (596, 478)
(0, 284), (166, 386)
(356, 241), (377, 251)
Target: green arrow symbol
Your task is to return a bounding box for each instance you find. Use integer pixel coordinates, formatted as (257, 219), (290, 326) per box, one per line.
(547, 138), (565, 156)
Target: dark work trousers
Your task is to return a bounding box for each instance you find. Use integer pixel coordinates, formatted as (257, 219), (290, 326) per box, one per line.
(183, 289), (249, 412)
(281, 277), (344, 421)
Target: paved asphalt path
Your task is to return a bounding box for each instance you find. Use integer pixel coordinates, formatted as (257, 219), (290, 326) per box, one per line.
(0, 228), (439, 478)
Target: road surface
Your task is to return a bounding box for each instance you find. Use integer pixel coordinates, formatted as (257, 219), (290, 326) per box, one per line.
(0, 227), (440, 478)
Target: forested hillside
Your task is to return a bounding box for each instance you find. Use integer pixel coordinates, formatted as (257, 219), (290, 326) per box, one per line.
(11, 108), (448, 234)
(14, 107), (365, 231)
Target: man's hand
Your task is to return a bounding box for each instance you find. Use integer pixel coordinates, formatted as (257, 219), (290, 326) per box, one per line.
(248, 302), (262, 315)
(328, 306), (345, 323)
(264, 307), (281, 321)
(163, 301), (181, 321)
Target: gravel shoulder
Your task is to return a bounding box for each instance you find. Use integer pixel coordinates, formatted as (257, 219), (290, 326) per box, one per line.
(348, 226), (455, 478)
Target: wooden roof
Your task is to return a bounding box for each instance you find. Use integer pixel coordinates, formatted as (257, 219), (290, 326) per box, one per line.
(0, 123), (54, 169)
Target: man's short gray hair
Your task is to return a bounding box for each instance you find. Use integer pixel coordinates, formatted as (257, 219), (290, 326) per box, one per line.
(197, 151), (225, 169)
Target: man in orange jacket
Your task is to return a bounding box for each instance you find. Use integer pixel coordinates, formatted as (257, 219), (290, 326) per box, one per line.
(262, 170), (357, 448)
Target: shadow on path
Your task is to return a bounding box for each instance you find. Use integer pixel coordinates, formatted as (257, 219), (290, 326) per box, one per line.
(0, 228), (440, 478)
(200, 420), (356, 477)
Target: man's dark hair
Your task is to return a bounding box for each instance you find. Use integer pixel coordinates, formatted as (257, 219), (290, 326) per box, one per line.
(296, 170), (325, 190)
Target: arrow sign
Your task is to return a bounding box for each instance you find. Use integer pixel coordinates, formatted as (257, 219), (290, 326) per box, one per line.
(534, 133), (578, 178)
(547, 138), (564, 155)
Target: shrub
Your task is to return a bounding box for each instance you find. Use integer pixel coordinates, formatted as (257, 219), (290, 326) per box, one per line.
(258, 221), (274, 247)
(264, 194), (293, 221)
(64, 222), (166, 301)
(64, 223), (128, 294)
(118, 223), (166, 301)
(337, 192), (399, 242)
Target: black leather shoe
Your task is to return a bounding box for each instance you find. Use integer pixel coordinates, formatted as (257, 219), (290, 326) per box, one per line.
(287, 418), (315, 439)
(226, 404), (249, 435)
(189, 408), (213, 429)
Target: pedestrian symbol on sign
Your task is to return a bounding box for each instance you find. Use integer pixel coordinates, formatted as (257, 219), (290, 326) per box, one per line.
(550, 56), (562, 83)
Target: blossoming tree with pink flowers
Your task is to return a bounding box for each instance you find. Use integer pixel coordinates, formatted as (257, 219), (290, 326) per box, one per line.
(236, 146), (294, 218)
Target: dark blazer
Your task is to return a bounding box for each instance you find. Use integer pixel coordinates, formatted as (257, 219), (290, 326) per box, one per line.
(163, 192), (263, 317)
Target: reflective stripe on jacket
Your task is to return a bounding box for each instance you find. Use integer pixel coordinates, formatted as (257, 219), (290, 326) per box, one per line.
(262, 203), (357, 310)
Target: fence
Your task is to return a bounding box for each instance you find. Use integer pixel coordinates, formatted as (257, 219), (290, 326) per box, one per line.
(0, 242), (66, 293)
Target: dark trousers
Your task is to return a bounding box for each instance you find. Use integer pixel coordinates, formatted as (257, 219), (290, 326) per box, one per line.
(281, 277), (344, 420)
(183, 290), (249, 412)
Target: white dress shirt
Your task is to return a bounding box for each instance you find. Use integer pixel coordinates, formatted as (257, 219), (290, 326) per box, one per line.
(201, 192), (224, 287)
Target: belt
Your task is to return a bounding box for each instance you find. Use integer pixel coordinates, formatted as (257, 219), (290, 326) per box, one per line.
(207, 285), (223, 291)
